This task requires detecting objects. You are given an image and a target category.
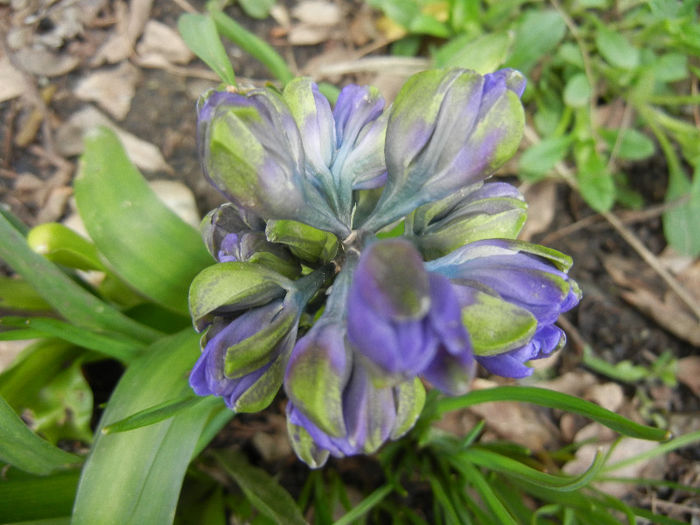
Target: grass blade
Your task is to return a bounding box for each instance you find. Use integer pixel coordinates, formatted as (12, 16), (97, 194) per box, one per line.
(213, 449), (307, 525)
(178, 13), (236, 85)
(209, 9), (294, 85)
(436, 386), (669, 441)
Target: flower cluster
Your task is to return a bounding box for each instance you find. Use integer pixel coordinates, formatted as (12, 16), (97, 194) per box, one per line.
(188, 69), (581, 468)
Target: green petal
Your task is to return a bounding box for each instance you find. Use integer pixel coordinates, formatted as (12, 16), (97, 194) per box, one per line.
(189, 262), (289, 330)
(461, 291), (537, 356)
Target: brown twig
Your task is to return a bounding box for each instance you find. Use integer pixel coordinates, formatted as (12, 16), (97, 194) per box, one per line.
(170, 0), (197, 14)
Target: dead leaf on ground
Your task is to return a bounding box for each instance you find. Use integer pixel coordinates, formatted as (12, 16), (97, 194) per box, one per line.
(0, 53), (28, 102)
(539, 370), (598, 397)
(370, 72), (411, 103)
(12, 47), (80, 77)
(136, 20), (193, 68)
(677, 356), (700, 397)
(93, 0), (153, 65)
(149, 180), (200, 227)
(292, 1), (342, 26)
(311, 56), (429, 80)
(74, 62), (140, 120)
(463, 379), (560, 451)
(584, 382), (625, 412)
(604, 255), (700, 346)
(519, 181), (557, 241)
(55, 105), (171, 173)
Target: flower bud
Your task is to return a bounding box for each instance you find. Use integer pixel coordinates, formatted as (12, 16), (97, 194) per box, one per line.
(363, 68), (526, 230)
(346, 239), (472, 385)
(427, 239), (581, 377)
(197, 89), (349, 236)
(189, 304), (299, 413)
(188, 262), (292, 331)
(286, 360), (425, 468)
(409, 182), (527, 259)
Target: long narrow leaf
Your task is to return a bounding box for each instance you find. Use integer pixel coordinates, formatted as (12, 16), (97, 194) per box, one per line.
(209, 9), (294, 85)
(178, 14), (236, 85)
(602, 430), (700, 473)
(1, 317), (142, 362)
(71, 330), (215, 525)
(75, 127), (213, 315)
(459, 447), (605, 492)
(436, 386), (669, 441)
(0, 213), (160, 343)
(452, 462), (517, 525)
(0, 395), (81, 475)
(102, 395), (214, 434)
(0, 470), (79, 524)
(212, 450), (307, 525)
(333, 485), (393, 525)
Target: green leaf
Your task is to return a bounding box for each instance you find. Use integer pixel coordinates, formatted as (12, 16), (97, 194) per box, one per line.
(0, 340), (78, 409)
(102, 395), (213, 434)
(650, 53), (688, 83)
(433, 32), (512, 73)
(595, 27), (639, 70)
(0, 212), (160, 343)
(575, 141), (615, 212)
(27, 223), (105, 271)
(0, 276), (51, 311)
(239, 0), (275, 19)
(518, 136), (572, 181)
(505, 10), (566, 73)
(436, 386), (669, 441)
(564, 74), (591, 108)
(212, 450), (307, 525)
(71, 329), (217, 525)
(0, 317), (142, 362)
(333, 485), (393, 525)
(663, 163), (700, 256)
(0, 394), (81, 475)
(75, 127), (213, 315)
(451, 462), (517, 525)
(0, 470), (79, 524)
(178, 14), (236, 85)
(599, 128), (655, 161)
(459, 447), (605, 492)
(461, 291), (537, 356)
(210, 9), (293, 85)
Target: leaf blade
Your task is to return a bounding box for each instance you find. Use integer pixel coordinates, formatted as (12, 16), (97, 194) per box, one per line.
(436, 386), (669, 441)
(0, 213), (160, 343)
(71, 330), (217, 525)
(74, 127), (213, 314)
(0, 394), (81, 475)
(178, 13), (236, 85)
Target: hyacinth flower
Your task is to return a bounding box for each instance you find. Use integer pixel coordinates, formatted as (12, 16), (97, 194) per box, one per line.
(426, 239), (582, 378)
(285, 258), (425, 467)
(188, 67), (581, 467)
